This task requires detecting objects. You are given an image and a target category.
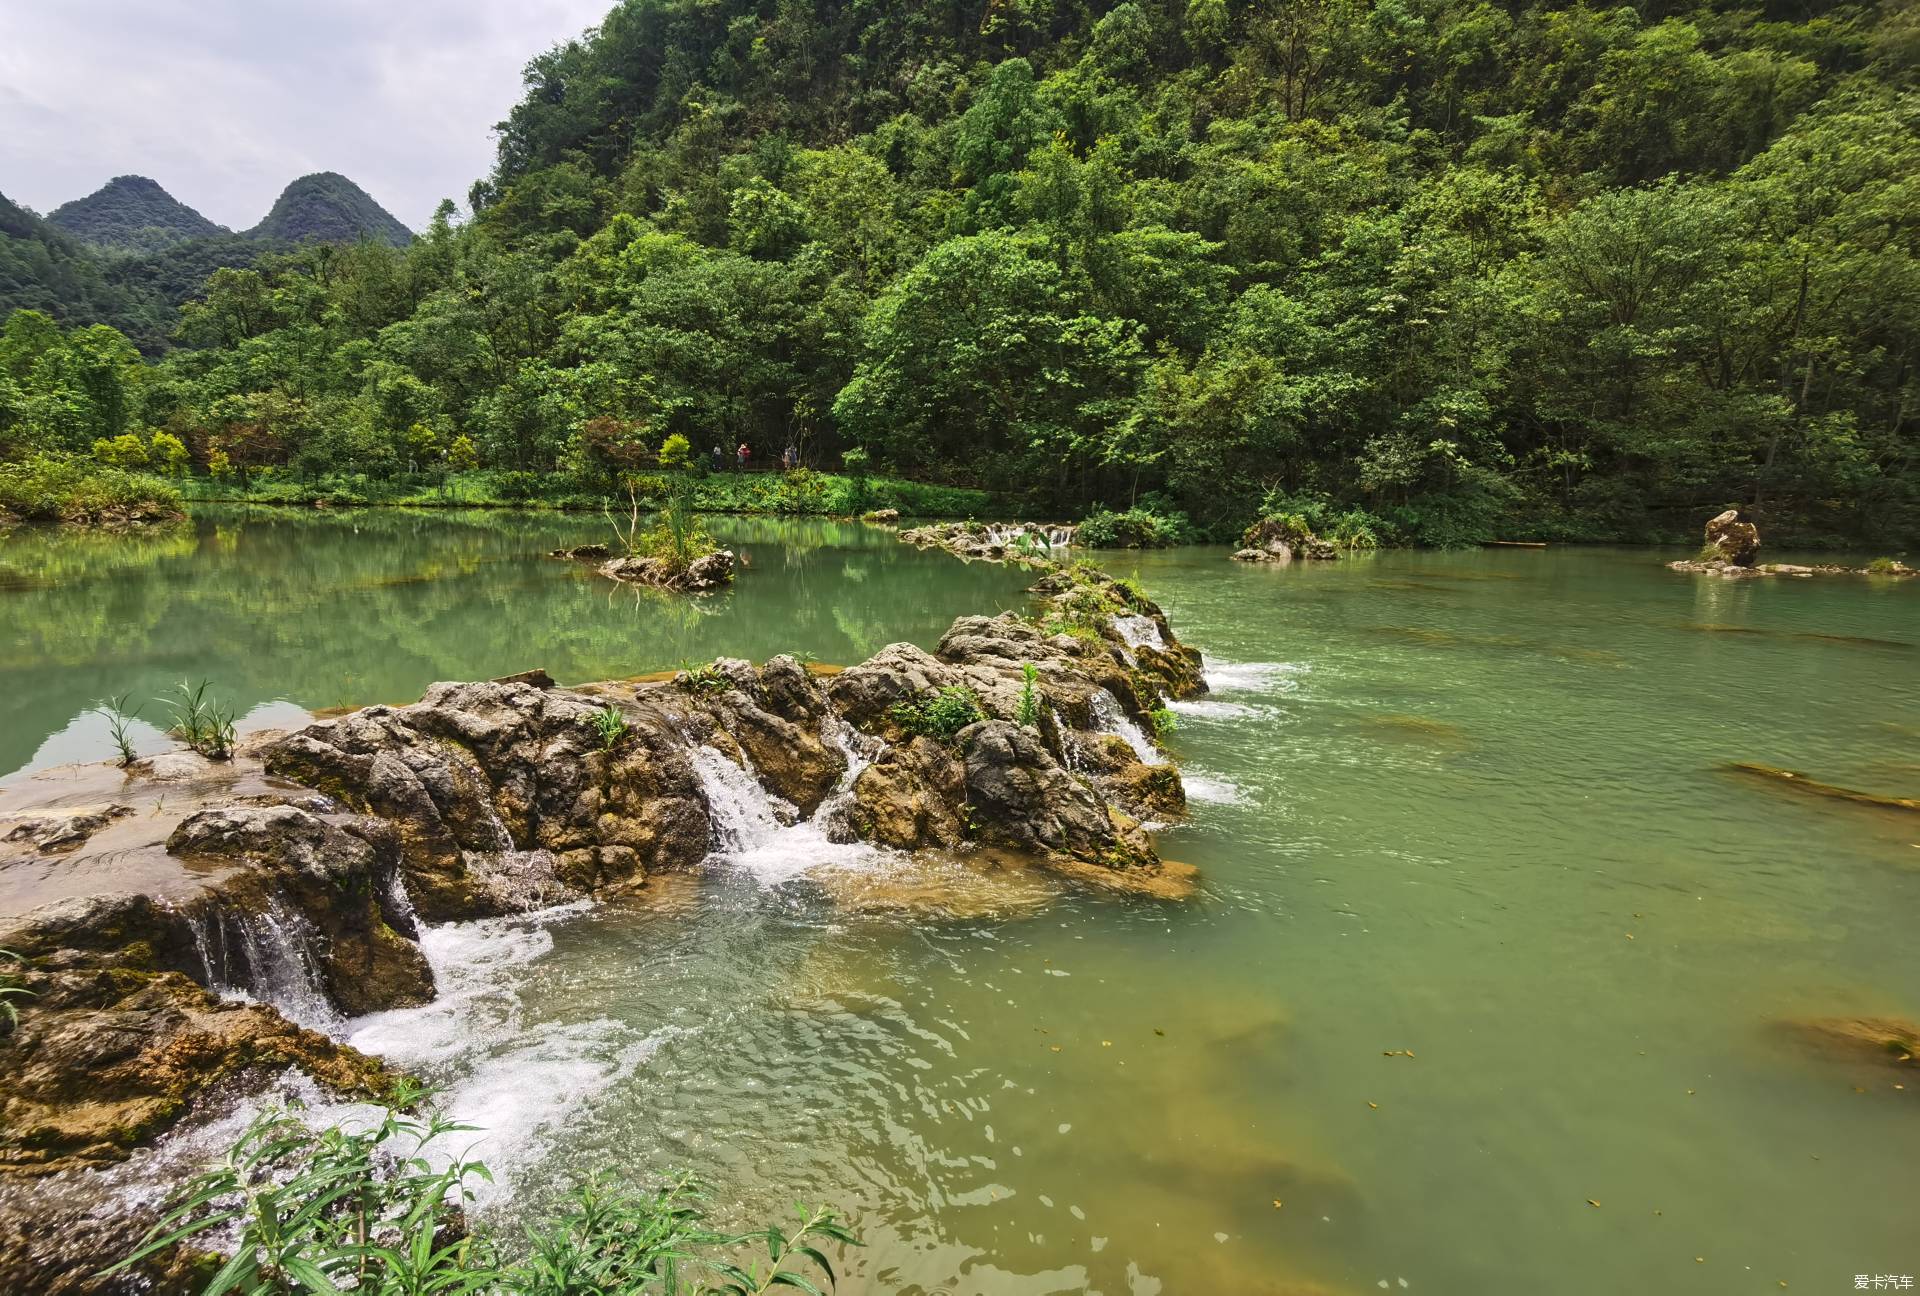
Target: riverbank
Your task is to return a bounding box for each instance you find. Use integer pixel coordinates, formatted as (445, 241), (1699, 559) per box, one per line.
(178, 467), (994, 519)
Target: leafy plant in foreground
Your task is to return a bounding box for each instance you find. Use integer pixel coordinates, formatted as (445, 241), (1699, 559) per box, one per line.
(165, 679), (238, 760)
(90, 691), (145, 765)
(108, 1097), (859, 1295)
(889, 686), (986, 741)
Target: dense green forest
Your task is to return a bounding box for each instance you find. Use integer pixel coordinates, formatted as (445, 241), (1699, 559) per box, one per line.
(3, 0), (1916, 544)
(0, 174), (408, 354)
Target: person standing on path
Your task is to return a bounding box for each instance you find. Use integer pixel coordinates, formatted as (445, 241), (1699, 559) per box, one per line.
(737, 442), (750, 471)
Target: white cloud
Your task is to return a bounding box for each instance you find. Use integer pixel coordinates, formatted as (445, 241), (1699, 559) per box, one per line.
(0, 0), (613, 230)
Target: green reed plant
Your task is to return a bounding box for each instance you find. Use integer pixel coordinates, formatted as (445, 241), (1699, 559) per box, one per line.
(591, 704), (630, 751)
(90, 691), (144, 765)
(1148, 706), (1178, 738)
(1015, 664), (1042, 729)
(164, 679), (238, 759)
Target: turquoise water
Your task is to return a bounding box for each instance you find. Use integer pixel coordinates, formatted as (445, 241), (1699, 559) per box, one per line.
(6, 514), (1918, 1292)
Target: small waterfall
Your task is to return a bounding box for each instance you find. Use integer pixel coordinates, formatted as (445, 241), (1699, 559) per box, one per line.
(814, 718), (882, 840)
(186, 899), (344, 1035)
(1111, 614), (1165, 652)
(688, 746), (792, 853)
(1090, 689), (1166, 766)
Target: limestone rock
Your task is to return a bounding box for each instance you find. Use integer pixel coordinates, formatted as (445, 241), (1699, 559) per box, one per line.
(1703, 508), (1760, 566)
(1239, 517), (1338, 561)
(165, 805), (432, 1016)
(265, 681), (710, 920)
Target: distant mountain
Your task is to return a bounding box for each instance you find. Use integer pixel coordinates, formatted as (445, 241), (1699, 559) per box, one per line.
(48, 176), (225, 253)
(0, 188), (153, 342)
(246, 173), (412, 247)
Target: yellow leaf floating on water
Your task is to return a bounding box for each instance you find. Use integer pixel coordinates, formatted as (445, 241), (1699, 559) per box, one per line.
(1272, 1200), (1284, 1209)
(1102, 1040), (1112, 1047)
(1368, 1101), (1379, 1109)
(1587, 1199), (1600, 1208)
(1050, 1045), (1062, 1052)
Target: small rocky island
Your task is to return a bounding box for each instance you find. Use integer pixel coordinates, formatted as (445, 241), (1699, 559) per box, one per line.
(550, 541), (737, 591)
(1669, 508), (1914, 579)
(1231, 516), (1339, 563)
(0, 559), (1202, 1289)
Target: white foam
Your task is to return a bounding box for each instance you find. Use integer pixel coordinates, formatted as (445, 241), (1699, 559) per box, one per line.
(690, 736), (899, 888)
(1090, 688), (1166, 766)
(1183, 775), (1249, 806)
(1204, 661), (1304, 693)
(1168, 698), (1269, 721)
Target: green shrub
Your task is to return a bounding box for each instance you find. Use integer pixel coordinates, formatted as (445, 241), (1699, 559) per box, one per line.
(889, 686), (986, 740)
(0, 453), (183, 522)
(1865, 557), (1901, 574)
(591, 704), (629, 750)
(1077, 506), (1190, 549)
(1255, 489), (1391, 550)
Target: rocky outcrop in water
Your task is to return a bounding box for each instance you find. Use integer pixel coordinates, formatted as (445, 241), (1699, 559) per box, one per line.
(0, 550), (1207, 1237)
(0, 885), (398, 1176)
(1233, 516), (1338, 562)
(899, 520), (1076, 564)
(552, 544), (736, 590)
(265, 678), (714, 921)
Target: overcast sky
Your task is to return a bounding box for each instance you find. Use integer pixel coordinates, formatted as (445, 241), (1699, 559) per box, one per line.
(0, 0), (615, 231)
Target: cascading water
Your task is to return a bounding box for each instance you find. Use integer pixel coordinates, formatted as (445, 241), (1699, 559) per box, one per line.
(1111, 614), (1165, 652)
(1089, 688), (1166, 766)
(688, 745), (793, 852)
(186, 899), (344, 1035)
(688, 732), (895, 887)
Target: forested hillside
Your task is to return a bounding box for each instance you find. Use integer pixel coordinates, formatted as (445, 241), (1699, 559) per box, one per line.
(246, 173), (414, 247)
(5, 0), (1917, 543)
(48, 176), (225, 252)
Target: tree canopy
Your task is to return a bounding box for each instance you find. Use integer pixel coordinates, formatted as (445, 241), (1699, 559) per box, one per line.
(4, 0), (1916, 544)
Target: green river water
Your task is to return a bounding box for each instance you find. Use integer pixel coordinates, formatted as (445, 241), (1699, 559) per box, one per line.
(3, 508), (1917, 1294)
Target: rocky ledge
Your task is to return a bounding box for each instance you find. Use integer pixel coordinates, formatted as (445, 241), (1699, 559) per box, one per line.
(0, 560), (1205, 1194)
(550, 543), (736, 590)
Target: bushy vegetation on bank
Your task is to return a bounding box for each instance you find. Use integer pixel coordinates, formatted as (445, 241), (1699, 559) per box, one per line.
(178, 465), (992, 517)
(0, 452), (182, 523)
(4, 0), (1917, 546)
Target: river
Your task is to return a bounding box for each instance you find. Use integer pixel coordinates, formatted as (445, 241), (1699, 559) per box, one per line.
(3, 509), (1916, 1294)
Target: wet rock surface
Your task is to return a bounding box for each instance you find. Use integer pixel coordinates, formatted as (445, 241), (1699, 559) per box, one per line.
(0, 550), (1208, 1279)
